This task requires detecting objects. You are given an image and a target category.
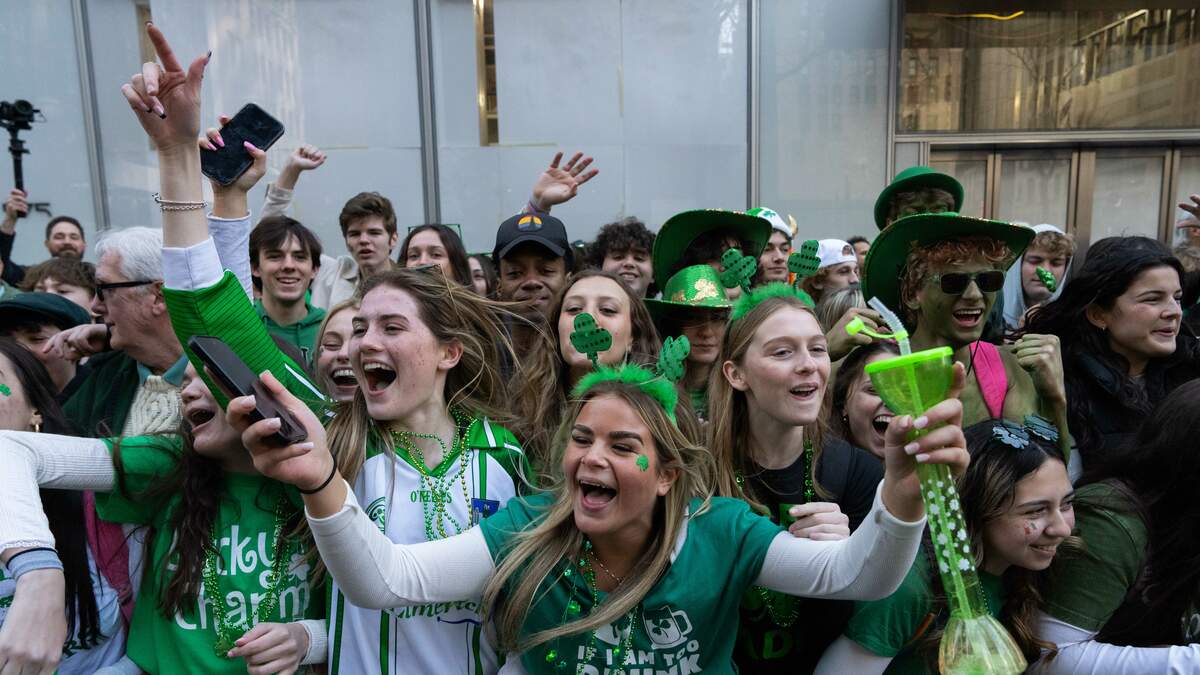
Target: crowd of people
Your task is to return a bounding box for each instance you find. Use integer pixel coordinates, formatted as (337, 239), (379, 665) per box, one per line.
(0, 23), (1199, 675)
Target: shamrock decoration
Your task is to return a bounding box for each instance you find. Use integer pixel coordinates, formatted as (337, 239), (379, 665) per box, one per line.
(992, 424), (1029, 449)
(657, 335), (691, 383)
(636, 455), (650, 472)
(787, 239), (821, 283)
(1023, 415), (1060, 445)
(570, 312), (612, 368)
(719, 248), (757, 293)
(0, 384), (8, 397)
(1036, 266), (1057, 293)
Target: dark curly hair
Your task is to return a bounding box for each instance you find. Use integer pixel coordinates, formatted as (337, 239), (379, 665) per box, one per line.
(584, 218), (655, 268)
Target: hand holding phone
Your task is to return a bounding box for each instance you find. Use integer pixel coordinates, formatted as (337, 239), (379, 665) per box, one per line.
(187, 335), (307, 447)
(199, 103), (284, 186)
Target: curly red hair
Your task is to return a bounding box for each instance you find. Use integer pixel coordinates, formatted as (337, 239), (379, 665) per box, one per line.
(899, 236), (1014, 325)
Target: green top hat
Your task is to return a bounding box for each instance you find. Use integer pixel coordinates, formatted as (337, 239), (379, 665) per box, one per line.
(645, 264), (732, 320)
(873, 166), (965, 230)
(861, 212), (1034, 320)
(652, 209), (771, 289)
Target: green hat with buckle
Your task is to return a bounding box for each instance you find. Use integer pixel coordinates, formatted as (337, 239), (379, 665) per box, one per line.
(645, 264), (732, 321)
(873, 166), (965, 231)
(861, 212), (1034, 320)
(652, 209), (772, 289)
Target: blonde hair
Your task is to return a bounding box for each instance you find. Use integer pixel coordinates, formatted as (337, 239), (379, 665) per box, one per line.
(706, 294), (832, 511)
(325, 268), (525, 484)
(815, 285), (865, 332)
(482, 380), (714, 652)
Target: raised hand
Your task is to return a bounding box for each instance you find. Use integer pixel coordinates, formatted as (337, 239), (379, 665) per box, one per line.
(3, 189), (27, 221)
(200, 115), (268, 197)
(1179, 194), (1200, 223)
(277, 144), (327, 191)
(530, 151), (598, 210)
(44, 323), (109, 362)
(1013, 333), (1066, 407)
(120, 23), (209, 153)
(227, 371), (333, 491)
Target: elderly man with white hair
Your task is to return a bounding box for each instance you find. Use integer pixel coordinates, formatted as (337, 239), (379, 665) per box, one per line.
(51, 226), (186, 438)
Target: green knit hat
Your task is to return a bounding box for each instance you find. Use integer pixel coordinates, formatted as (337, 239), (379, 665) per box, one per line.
(861, 212), (1034, 317)
(652, 209), (772, 289)
(645, 264), (732, 320)
(873, 166), (964, 230)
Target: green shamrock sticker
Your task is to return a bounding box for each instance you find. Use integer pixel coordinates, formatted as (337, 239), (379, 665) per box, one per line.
(569, 313), (612, 369)
(788, 239), (821, 283)
(1036, 266), (1056, 293)
(636, 455), (649, 472)
(657, 335), (691, 383)
(719, 248), (757, 293)
(0, 384), (9, 397)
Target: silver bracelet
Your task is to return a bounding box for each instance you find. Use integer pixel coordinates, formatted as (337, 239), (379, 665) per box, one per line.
(153, 192), (208, 212)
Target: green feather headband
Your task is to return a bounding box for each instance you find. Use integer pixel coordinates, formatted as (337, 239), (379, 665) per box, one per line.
(730, 282), (815, 323)
(573, 364), (681, 424)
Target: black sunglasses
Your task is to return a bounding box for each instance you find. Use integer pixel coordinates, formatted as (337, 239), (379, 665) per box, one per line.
(928, 270), (1005, 295)
(96, 279), (155, 301)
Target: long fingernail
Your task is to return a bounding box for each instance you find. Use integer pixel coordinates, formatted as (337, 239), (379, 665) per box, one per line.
(913, 416), (929, 429)
(244, 141), (258, 151)
(904, 442), (920, 455)
(154, 104), (166, 118)
(266, 418), (282, 430)
(295, 442), (315, 451)
(915, 453), (931, 463)
(215, 135), (224, 148)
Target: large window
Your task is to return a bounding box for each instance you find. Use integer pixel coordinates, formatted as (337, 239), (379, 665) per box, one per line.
(901, 4), (1200, 133)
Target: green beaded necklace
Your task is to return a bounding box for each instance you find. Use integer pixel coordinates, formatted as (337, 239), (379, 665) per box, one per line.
(739, 439), (814, 628)
(389, 408), (472, 541)
(203, 494), (293, 657)
(544, 540), (639, 674)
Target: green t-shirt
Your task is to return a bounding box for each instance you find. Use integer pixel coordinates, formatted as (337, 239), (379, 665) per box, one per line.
(844, 550), (1005, 674)
(94, 435), (324, 675)
(1041, 482), (1148, 633)
(480, 492), (782, 674)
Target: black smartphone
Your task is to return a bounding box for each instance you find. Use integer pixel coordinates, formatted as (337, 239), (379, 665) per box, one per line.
(199, 103), (285, 186)
(186, 335), (308, 447)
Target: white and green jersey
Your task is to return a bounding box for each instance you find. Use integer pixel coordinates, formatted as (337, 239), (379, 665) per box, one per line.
(328, 418), (527, 675)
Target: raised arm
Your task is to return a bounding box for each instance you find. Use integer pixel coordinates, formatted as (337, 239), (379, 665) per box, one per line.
(200, 116), (268, 297)
(262, 144), (326, 220)
(1027, 611), (1200, 674)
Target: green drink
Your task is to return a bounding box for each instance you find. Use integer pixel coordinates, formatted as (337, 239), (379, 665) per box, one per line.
(866, 347), (1026, 675)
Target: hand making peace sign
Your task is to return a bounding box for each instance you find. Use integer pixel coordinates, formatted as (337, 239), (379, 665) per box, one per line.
(120, 22), (210, 153)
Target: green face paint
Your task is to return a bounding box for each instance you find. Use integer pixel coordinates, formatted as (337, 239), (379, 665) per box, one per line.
(0, 384), (10, 397)
(636, 455), (649, 472)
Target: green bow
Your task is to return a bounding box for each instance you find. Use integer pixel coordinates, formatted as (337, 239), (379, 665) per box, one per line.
(569, 313), (613, 369)
(787, 239), (821, 286)
(657, 335), (691, 383)
(719, 248), (758, 293)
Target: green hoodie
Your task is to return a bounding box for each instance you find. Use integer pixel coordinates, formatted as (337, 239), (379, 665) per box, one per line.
(254, 298), (326, 363)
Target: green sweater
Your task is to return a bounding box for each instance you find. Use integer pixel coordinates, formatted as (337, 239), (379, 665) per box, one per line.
(63, 350), (140, 437)
(253, 298), (326, 364)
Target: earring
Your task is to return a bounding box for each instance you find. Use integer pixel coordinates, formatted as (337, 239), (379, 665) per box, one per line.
(30, 411), (43, 433)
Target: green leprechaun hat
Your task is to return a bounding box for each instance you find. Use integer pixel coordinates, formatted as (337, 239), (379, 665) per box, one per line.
(861, 212), (1034, 323)
(652, 209), (772, 289)
(873, 166), (965, 231)
(645, 264), (733, 320)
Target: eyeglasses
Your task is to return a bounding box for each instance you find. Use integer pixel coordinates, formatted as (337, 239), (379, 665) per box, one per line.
(927, 270), (1005, 295)
(96, 279), (155, 301)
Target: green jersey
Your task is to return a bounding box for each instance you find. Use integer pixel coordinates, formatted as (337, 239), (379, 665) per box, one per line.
(844, 549), (1005, 674)
(94, 435), (323, 675)
(480, 492), (782, 673)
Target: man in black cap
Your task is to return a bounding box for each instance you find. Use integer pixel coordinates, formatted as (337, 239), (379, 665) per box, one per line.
(0, 291), (92, 400)
(492, 212), (573, 318)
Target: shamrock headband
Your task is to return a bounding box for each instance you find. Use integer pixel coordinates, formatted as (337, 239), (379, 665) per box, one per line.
(570, 312), (691, 423)
(730, 282), (815, 323)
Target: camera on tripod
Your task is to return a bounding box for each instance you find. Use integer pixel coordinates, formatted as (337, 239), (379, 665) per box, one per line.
(0, 100), (40, 132)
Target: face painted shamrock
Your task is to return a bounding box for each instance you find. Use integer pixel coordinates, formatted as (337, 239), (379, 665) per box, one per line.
(0, 384), (9, 397)
(656, 335), (691, 383)
(636, 455), (650, 472)
(1036, 266), (1057, 293)
(569, 312), (613, 369)
(787, 239), (821, 284)
(719, 248), (758, 293)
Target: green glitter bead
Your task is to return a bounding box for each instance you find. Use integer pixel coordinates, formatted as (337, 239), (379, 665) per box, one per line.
(545, 649), (557, 662)
(563, 567), (572, 577)
(568, 600), (581, 613)
(613, 646), (622, 656)
(557, 661), (567, 670)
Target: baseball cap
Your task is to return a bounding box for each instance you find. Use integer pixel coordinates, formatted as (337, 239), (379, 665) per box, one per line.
(492, 213), (574, 268)
(0, 292), (92, 330)
(817, 239), (858, 269)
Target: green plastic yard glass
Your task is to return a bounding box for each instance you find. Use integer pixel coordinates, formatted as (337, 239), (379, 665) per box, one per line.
(866, 346), (1026, 675)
